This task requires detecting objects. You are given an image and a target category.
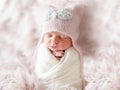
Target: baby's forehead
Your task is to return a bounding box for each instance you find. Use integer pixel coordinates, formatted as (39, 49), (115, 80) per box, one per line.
(43, 31), (72, 40)
(45, 31), (66, 36)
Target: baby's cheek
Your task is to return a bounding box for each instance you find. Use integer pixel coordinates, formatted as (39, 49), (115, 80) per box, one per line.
(45, 40), (50, 45)
(59, 44), (67, 50)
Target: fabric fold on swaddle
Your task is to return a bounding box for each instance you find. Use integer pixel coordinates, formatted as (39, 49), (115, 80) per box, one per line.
(35, 43), (82, 89)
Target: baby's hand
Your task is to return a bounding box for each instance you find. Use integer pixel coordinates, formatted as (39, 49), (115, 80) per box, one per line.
(52, 50), (65, 60)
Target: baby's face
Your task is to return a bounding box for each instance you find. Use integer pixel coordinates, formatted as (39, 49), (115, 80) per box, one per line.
(43, 32), (72, 51)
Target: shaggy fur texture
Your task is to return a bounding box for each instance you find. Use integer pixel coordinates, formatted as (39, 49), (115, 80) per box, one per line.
(0, 0), (120, 90)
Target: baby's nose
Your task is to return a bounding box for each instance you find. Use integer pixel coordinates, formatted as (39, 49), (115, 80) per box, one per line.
(51, 36), (59, 44)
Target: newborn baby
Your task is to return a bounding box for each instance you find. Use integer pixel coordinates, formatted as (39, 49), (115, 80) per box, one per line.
(34, 1), (84, 89)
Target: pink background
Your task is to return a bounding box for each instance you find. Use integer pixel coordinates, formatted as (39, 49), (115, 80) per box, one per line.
(0, 0), (120, 89)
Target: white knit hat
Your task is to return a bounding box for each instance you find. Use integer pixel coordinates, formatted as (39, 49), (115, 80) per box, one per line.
(37, 0), (84, 55)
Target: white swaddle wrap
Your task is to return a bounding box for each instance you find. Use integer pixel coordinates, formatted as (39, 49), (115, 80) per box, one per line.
(35, 43), (82, 89)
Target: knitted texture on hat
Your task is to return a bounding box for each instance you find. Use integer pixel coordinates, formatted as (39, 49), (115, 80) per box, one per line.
(41, 2), (84, 42)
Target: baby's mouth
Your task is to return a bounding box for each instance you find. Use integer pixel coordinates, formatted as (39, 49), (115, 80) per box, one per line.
(53, 50), (65, 56)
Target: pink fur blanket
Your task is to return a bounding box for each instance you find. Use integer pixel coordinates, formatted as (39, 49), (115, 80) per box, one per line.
(0, 0), (120, 90)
